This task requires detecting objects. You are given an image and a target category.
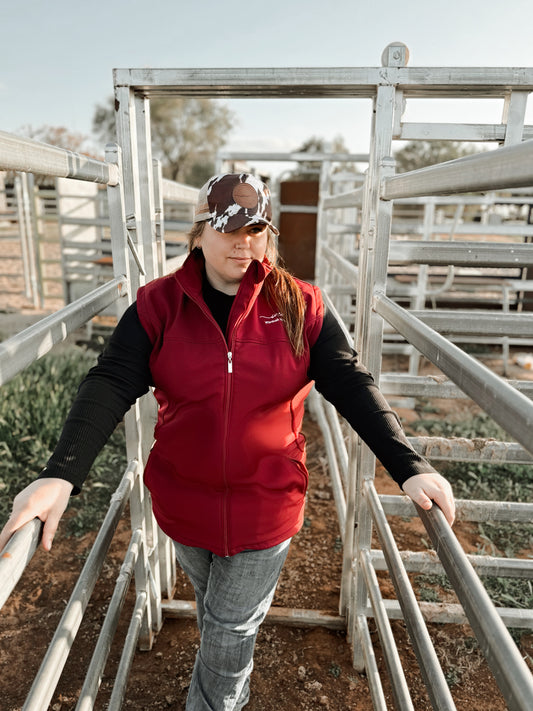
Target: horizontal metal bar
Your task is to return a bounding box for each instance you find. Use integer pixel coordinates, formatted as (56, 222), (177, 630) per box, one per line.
(410, 435), (533, 463)
(59, 216), (110, 228)
(322, 187), (364, 209)
(379, 494), (533, 523)
(22, 462), (137, 711)
(162, 599), (345, 629)
(380, 373), (533, 400)
(0, 518), (43, 609)
(219, 150), (369, 163)
(374, 599), (533, 628)
(399, 122), (533, 143)
(76, 527), (143, 711)
(391, 194), (533, 206)
(364, 482), (456, 710)
(380, 373), (465, 398)
(161, 179), (199, 203)
(387, 241), (533, 267)
(382, 139), (533, 200)
(370, 549), (533, 579)
(279, 204), (318, 214)
(389, 222), (533, 237)
(62, 239), (111, 250)
(417, 502), (533, 710)
(330, 223), (531, 241)
(0, 131), (119, 185)
(0, 276), (127, 387)
(409, 310), (533, 338)
(113, 66), (533, 98)
(327, 223), (360, 235)
(373, 294), (533, 455)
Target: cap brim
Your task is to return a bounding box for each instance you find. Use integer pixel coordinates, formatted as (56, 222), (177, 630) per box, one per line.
(210, 214), (279, 236)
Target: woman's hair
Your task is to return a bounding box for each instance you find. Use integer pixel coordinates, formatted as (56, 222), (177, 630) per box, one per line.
(187, 222), (307, 357)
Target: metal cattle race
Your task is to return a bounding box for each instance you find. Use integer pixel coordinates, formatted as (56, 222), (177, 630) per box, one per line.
(0, 42), (532, 709)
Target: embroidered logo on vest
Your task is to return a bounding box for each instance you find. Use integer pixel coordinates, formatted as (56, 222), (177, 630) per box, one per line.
(260, 312), (284, 325)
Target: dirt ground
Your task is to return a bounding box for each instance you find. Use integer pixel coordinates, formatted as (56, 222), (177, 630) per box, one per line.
(1, 236), (532, 710)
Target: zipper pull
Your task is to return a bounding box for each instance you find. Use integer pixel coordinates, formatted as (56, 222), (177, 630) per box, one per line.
(227, 351), (233, 373)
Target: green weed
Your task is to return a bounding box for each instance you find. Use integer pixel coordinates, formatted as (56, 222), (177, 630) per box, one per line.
(0, 347), (126, 537)
(410, 413), (533, 608)
(328, 662), (342, 679)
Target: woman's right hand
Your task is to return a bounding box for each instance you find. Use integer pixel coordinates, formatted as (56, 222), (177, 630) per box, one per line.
(0, 478), (73, 553)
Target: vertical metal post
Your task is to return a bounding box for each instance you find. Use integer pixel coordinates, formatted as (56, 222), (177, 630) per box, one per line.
(28, 174), (45, 308)
(347, 45), (401, 666)
(114, 87), (164, 643)
(114, 85), (145, 294)
(20, 173), (41, 308)
(408, 199), (435, 376)
(105, 141), (155, 648)
(14, 175), (32, 301)
(151, 156), (177, 598)
(105, 143), (132, 309)
(133, 93), (159, 280)
(315, 160), (332, 288)
(502, 90), (528, 146)
(152, 159), (166, 276)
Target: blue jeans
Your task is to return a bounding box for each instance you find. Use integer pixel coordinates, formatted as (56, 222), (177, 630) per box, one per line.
(174, 539), (291, 711)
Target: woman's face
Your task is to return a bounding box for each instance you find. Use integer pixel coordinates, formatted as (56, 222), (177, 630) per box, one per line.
(196, 222), (269, 295)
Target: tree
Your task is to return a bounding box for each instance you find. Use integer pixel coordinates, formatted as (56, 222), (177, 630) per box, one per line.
(394, 140), (481, 174)
(18, 125), (90, 153)
(92, 97), (235, 186)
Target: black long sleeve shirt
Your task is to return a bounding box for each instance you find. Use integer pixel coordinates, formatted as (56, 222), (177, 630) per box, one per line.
(39, 283), (434, 493)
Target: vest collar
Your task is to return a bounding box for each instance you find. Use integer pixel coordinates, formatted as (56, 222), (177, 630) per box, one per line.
(175, 249), (273, 337)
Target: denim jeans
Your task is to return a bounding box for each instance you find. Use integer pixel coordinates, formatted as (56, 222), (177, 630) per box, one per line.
(174, 539), (291, 711)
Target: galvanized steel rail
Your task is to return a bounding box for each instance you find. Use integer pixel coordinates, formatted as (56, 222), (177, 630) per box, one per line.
(0, 517), (43, 608)
(364, 481), (456, 710)
(22, 461), (137, 711)
(0, 276), (127, 386)
(373, 292), (533, 456)
(0, 130), (119, 185)
(381, 138), (533, 199)
(418, 503), (533, 709)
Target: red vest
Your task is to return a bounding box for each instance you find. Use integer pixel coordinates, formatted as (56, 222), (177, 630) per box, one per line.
(136, 250), (323, 556)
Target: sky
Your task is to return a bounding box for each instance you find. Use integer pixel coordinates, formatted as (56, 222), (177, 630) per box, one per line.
(2, 0), (533, 177)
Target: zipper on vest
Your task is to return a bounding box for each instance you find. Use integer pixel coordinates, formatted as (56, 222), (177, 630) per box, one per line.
(227, 351), (233, 373)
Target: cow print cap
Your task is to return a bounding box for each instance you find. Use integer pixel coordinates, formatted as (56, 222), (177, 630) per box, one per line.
(194, 173), (279, 235)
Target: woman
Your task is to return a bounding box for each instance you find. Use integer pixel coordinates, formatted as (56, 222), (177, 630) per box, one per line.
(0, 173), (454, 710)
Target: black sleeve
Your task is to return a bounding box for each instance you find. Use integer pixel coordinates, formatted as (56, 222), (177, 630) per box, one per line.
(38, 302), (153, 493)
(309, 307), (436, 487)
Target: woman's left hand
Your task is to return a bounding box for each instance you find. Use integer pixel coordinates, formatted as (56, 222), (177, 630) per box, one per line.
(402, 472), (455, 526)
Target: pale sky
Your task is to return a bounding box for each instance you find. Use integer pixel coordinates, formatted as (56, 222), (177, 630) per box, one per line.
(2, 0), (533, 175)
